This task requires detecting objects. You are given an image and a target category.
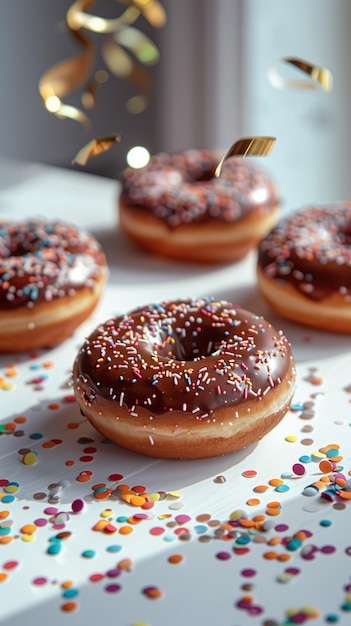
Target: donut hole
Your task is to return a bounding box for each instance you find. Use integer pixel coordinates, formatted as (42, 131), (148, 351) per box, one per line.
(157, 325), (232, 362)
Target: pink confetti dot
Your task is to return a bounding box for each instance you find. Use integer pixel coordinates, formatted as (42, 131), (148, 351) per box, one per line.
(292, 463), (306, 476)
(32, 577), (48, 586)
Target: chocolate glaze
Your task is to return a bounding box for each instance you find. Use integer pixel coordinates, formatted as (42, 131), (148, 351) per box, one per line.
(0, 220), (106, 310)
(120, 149), (279, 228)
(74, 298), (294, 418)
(258, 204), (351, 302)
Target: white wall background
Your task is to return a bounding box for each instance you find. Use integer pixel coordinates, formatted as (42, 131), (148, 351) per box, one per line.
(0, 0), (350, 214)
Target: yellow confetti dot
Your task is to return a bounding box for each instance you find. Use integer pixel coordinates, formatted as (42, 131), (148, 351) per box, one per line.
(285, 435), (298, 442)
(148, 492), (160, 502)
(23, 452), (37, 466)
(21, 534), (36, 542)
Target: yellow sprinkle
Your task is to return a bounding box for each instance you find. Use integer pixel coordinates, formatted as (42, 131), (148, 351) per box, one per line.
(285, 435), (298, 442)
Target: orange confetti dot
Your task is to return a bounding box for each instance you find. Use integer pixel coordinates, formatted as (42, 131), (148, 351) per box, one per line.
(266, 508), (281, 517)
(277, 553), (291, 562)
(117, 558), (133, 570)
(67, 422), (79, 429)
(61, 601), (78, 612)
(267, 501), (281, 509)
(268, 537), (281, 546)
(61, 580), (74, 589)
(319, 460), (333, 473)
(14, 416), (27, 424)
(47, 402), (60, 410)
(168, 554), (184, 564)
(20, 524), (37, 534)
(253, 485), (268, 493)
(130, 495), (146, 507)
(240, 519), (255, 528)
(0, 536), (13, 545)
(269, 478), (283, 487)
(246, 498), (261, 506)
(263, 551), (278, 560)
(0, 572), (8, 582)
(65, 460), (75, 467)
(0, 511), (9, 519)
(4, 423), (16, 431)
(119, 526), (133, 535)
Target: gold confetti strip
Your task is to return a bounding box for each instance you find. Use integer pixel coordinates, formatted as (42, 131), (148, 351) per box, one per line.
(39, 0), (166, 127)
(38, 29), (95, 128)
(71, 135), (121, 165)
(269, 57), (333, 92)
(215, 136), (276, 178)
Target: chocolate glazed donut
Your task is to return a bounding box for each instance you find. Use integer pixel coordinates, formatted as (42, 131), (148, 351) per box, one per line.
(73, 298), (296, 459)
(257, 203), (351, 333)
(119, 149), (280, 264)
(0, 219), (107, 352)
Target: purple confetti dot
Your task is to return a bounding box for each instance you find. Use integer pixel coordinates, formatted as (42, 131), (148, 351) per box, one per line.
(321, 545), (336, 554)
(104, 584), (121, 593)
(275, 524), (289, 532)
(216, 551), (231, 560)
(71, 499), (84, 513)
(241, 568), (256, 577)
(248, 605), (263, 616)
(106, 568), (121, 578)
(285, 567), (301, 576)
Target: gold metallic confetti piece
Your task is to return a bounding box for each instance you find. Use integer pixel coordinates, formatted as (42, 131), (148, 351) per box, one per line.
(71, 134), (121, 165)
(215, 136), (276, 178)
(102, 36), (153, 113)
(67, 0), (141, 33)
(269, 57), (333, 92)
(38, 30), (95, 127)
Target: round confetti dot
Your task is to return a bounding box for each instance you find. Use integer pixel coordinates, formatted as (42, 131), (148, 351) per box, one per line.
(292, 463), (306, 476)
(32, 577), (48, 586)
(168, 554), (183, 564)
(61, 601), (79, 612)
(71, 499), (85, 513)
(81, 549), (96, 558)
(142, 585), (163, 599)
(216, 551), (231, 560)
(285, 435), (298, 443)
(106, 545), (122, 553)
(105, 583), (122, 593)
(242, 470), (257, 478)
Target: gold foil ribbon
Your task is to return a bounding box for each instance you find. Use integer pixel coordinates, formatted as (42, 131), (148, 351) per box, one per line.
(39, 0), (166, 126)
(215, 137), (276, 178)
(269, 57), (333, 92)
(71, 135), (121, 165)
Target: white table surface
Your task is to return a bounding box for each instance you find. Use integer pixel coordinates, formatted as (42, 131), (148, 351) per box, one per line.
(1, 159), (351, 626)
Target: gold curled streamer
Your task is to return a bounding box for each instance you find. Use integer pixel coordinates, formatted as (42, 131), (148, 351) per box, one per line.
(67, 0), (141, 32)
(215, 137), (276, 178)
(38, 29), (95, 128)
(269, 57), (333, 92)
(71, 134), (121, 165)
(102, 35), (154, 113)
